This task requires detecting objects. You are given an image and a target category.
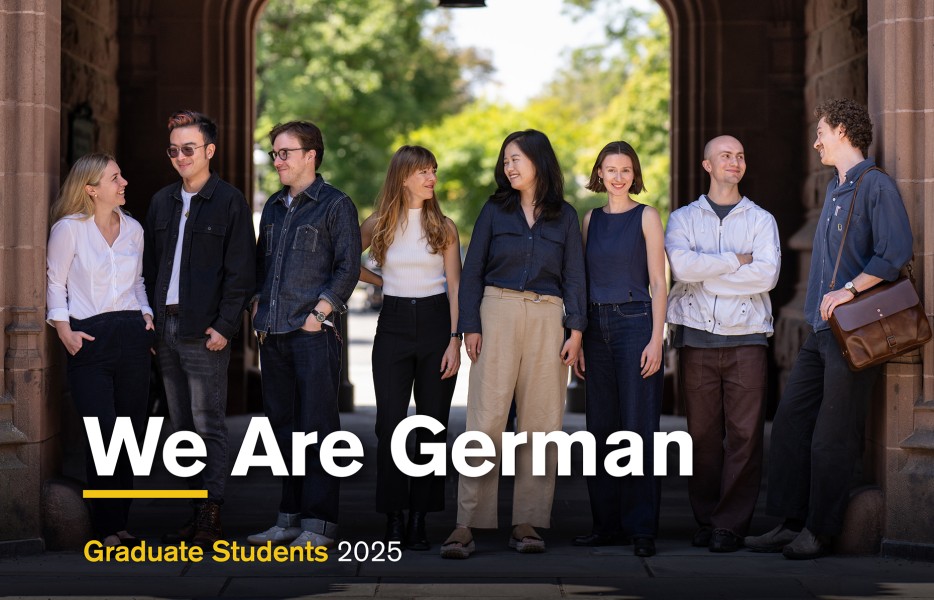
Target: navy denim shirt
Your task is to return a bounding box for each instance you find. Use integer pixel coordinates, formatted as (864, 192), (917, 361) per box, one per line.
(459, 200), (587, 333)
(805, 158), (913, 331)
(254, 176), (361, 335)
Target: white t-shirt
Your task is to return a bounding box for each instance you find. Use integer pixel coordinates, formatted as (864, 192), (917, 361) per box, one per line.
(166, 189), (195, 305)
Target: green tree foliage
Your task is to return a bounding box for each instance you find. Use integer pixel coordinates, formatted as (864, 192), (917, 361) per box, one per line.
(407, 2), (671, 241)
(558, 4), (670, 221)
(254, 0), (484, 210)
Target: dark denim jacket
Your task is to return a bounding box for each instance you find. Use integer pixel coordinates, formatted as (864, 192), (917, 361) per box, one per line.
(143, 172), (256, 340)
(254, 176), (361, 335)
(805, 158), (913, 331)
(459, 200), (587, 333)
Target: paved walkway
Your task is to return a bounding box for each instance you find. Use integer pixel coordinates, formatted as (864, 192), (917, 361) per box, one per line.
(2, 298), (932, 599)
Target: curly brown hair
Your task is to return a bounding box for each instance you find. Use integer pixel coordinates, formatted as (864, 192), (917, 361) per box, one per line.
(814, 98), (872, 157)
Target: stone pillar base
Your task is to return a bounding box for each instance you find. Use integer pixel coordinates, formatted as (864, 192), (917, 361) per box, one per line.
(881, 539), (934, 562)
(41, 477), (91, 551)
(837, 485), (883, 555)
(0, 539), (44, 558)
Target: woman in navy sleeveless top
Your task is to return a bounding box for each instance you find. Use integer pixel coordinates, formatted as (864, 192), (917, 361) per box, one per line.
(572, 141), (667, 557)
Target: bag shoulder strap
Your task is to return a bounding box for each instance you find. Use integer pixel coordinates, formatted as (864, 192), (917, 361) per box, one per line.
(829, 166), (884, 290)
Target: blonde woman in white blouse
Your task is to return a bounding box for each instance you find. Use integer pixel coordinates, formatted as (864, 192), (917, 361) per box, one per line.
(47, 153), (154, 548)
(360, 145), (462, 550)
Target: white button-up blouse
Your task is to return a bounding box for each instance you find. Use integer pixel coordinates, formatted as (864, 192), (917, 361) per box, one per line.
(46, 211), (153, 323)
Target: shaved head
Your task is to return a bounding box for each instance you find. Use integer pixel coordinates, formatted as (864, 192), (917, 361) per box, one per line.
(704, 135), (744, 161)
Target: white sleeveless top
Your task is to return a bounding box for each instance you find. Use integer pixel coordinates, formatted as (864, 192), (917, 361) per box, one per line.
(381, 208), (446, 298)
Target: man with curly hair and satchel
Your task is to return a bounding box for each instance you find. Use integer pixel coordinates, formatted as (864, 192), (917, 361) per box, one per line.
(745, 98), (912, 559)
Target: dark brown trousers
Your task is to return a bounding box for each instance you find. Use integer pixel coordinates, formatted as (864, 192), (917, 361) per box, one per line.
(680, 345), (768, 536)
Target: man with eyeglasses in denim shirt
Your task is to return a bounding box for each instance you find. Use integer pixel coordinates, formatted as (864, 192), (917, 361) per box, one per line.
(247, 120), (361, 549)
(143, 110), (256, 547)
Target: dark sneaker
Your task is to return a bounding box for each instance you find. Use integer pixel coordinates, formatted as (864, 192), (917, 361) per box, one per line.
(191, 501), (222, 548)
(385, 511), (405, 544)
(782, 528), (831, 560)
(691, 526), (713, 547)
(633, 537), (656, 557)
(744, 524), (799, 553)
(162, 503), (200, 543)
(709, 528), (743, 552)
(405, 511), (430, 551)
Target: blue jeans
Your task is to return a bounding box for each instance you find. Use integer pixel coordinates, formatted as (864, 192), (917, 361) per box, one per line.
(583, 302), (663, 539)
(766, 329), (882, 536)
(156, 314), (230, 503)
(67, 311), (153, 537)
(259, 325), (342, 537)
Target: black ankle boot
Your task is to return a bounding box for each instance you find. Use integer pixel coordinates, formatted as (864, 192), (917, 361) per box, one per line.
(406, 511), (429, 551)
(385, 511), (405, 544)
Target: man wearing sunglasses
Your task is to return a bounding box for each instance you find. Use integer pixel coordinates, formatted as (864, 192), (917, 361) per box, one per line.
(247, 121), (361, 550)
(143, 110), (256, 548)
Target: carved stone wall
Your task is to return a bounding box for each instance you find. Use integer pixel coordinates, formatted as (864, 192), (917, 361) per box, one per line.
(60, 0), (119, 170)
(0, 0), (61, 552)
(867, 0), (934, 560)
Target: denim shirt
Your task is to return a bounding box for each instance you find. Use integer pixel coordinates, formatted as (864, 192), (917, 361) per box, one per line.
(804, 158), (913, 331)
(254, 176), (361, 335)
(459, 200), (587, 333)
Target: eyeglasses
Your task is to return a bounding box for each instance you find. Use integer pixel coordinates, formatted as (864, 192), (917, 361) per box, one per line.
(166, 144), (208, 158)
(268, 148), (309, 162)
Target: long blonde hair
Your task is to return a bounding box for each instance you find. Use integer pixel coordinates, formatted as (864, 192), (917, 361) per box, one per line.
(49, 153), (115, 224)
(370, 145), (453, 266)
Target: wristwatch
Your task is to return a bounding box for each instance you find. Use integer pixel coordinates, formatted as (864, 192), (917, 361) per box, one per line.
(844, 282), (859, 297)
(311, 308), (329, 323)
(451, 332), (463, 341)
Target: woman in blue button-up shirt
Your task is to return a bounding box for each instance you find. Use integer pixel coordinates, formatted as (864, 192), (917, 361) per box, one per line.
(441, 129), (586, 559)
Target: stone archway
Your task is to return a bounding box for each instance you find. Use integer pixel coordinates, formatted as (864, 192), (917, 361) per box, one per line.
(2, 0), (932, 557)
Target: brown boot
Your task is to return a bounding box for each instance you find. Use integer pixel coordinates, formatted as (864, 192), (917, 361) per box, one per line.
(191, 501), (223, 548)
(162, 503), (200, 543)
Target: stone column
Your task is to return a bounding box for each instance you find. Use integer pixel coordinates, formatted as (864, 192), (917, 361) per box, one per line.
(0, 0), (62, 553)
(867, 0), (934, 560)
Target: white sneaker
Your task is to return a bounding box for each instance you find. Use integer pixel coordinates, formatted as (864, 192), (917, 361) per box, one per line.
(289, 530), (335, 549)
(247, 525), (302, 546)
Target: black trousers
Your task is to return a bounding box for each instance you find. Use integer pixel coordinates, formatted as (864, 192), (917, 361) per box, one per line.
(67, 311), (153, 537)
(372, 293), (456, 513)
(766, 329), (882, 536)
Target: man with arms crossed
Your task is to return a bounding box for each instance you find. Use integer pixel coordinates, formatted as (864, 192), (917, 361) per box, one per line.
(144, 110), (256, 547)
(248, 121), (361, 549)
(666, 135), (781, 552)
(745, 98), (912, 559)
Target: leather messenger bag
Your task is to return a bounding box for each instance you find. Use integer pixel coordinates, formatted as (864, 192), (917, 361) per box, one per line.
(827, 167), (932, 371)
(829, 275), (931, 371)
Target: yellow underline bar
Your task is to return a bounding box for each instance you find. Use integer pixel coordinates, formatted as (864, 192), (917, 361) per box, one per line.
(83, 490), (208, 499)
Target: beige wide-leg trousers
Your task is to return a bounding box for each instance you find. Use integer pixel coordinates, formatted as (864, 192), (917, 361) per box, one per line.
(456, 286), (568, 529)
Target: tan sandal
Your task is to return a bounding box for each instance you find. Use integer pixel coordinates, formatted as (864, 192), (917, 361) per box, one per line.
(509, 523), (545, 553)
(440, 527), (475, 559)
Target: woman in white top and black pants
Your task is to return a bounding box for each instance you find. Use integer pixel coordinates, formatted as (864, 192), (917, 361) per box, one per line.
(360, 145), (462, 550)
(47, 153), (155, 547)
